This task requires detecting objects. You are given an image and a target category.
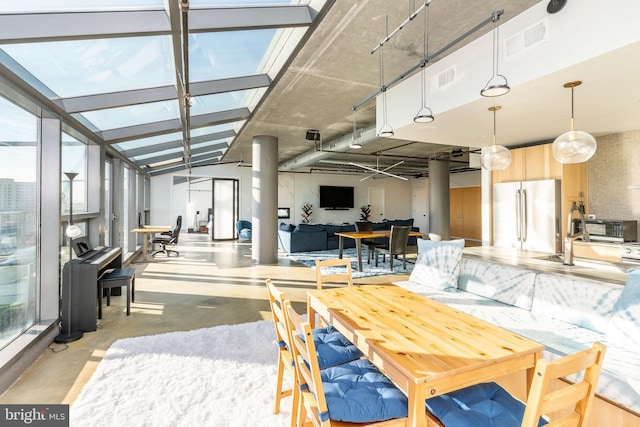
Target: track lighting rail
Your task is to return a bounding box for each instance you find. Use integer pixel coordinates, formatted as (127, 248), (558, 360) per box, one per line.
(353, 9), (503, 112)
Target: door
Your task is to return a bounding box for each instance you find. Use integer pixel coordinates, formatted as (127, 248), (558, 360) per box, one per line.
(368, 187), (385, 222)
(412, 187), (428, 233)
(212, 178), (239, 240)
(493, 181), (521, 249)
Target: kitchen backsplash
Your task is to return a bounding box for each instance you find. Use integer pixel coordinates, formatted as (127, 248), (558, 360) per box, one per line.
(588, 130), (640, 241)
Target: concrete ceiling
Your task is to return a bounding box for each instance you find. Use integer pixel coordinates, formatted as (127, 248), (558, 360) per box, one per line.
(224, 0), (640, 179)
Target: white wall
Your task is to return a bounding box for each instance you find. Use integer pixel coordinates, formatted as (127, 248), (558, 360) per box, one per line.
(150, 165), (481, 231)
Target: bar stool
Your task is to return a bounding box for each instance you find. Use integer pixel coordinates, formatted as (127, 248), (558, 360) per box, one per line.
(98, 267), (135, 319)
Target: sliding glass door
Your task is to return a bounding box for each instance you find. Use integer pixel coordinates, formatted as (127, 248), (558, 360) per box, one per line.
(212, 179), (239, 240)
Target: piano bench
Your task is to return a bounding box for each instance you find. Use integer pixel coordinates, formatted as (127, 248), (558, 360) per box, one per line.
(98, 267), (135, 320)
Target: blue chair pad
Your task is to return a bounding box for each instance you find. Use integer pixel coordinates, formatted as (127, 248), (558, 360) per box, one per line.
(322, 358), (408, 423)
(426, 382), (547, 427)
(312, 325), (363, 369)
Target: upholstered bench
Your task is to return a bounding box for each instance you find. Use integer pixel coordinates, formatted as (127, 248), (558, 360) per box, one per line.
(98, 267), (135, 319)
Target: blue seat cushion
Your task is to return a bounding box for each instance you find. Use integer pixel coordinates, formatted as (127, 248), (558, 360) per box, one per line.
(321, 358), (408, 423)
(312, 325), (363, 369)
(426, 382), (547, 427)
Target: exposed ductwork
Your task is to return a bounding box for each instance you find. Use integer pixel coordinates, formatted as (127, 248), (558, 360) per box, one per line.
(279, 124), (379, 171)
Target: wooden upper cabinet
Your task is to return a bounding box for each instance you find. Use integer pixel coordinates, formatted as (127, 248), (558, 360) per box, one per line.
(492, 144), (561, 183)
(524, 144), (561, 181)
(491, 147), (525, 183)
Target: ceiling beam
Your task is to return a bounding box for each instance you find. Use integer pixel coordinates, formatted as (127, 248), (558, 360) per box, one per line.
(120, 136), (231, 158)
(189, 5), (313, 32)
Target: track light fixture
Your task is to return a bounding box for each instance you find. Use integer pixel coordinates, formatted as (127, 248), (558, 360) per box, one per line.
(414, 5), (434, 124)
(481, 11), (509, 97)
(552, 81), (597, 163)
(480, 106), (511, 171)
(377, 17), (394, 138)
(350, 110), (362, 149)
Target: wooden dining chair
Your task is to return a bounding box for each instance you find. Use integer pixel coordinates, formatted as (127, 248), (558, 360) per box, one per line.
(265, 279), (363, 424)
(315, 258), (353, 290)
(374, 225), (411, 272)
(426, 342), (607, 427)
(285, 302), (411, 427)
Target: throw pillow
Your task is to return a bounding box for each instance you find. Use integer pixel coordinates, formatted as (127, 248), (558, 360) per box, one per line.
(408, 238), (465, 290)
(608, 269), (640, 352)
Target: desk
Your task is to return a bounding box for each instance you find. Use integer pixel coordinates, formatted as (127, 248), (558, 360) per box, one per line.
(131, 226), (171, 262)
(335, 230), (424, 272)
(307, 284), (543, 427)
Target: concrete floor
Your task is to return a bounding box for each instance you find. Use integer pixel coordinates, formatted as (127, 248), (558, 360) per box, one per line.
(0, 233), (407, 405)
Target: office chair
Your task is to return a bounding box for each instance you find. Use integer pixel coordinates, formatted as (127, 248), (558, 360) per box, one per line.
(152, 215), (181, 257)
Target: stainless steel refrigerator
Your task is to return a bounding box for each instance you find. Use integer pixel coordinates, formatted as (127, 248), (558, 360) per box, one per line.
(493, 179), (561, 253)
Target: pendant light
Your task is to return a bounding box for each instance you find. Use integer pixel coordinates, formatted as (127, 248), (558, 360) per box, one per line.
(480, 12), (509, 97)
(414, 4), (434, 123)
(552, 81), (597, 164)
(480, 106), (511, 170)
(350, 110), (362, 149)
(378, 17), (394, 137)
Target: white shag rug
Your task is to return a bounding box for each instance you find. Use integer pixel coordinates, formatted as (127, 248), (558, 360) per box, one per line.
(71, 320), (292, 427)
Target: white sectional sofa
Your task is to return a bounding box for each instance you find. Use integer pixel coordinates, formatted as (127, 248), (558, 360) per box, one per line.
(393, 251), (640, 419)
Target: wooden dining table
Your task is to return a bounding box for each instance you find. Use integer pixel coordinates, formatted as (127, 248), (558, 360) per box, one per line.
(307, 284), (544, 427)
(335, 230), (424, 272)
(130, 226), (171, 262)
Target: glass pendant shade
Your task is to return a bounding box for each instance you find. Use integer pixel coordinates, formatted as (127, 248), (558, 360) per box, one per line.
(480, 144), (512, 171)
(552, 130), (597, 163)
(552, 81), (597, 164)
(481, 105), (511, 171)
(66, 224), (82, 238)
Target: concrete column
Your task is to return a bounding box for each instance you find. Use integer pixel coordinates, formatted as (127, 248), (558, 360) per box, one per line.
(429, 157), (450, 240)
(252, 135), (278, 264)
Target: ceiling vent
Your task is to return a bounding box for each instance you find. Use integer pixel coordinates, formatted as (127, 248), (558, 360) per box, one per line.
(431, 66), (456, 92)
(505, 20), (548, 59)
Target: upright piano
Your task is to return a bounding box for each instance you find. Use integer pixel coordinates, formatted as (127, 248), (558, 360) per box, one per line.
(61, 240), (122, 333)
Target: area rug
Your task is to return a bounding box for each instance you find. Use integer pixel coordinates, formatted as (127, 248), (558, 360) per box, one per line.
(287, 248), (415, 278)
(71, 320), (291, 427)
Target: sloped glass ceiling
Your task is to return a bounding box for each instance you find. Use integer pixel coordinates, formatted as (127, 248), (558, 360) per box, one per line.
(0, 0), (327, 175)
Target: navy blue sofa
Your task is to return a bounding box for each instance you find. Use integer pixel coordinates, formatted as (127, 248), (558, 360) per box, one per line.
(277, 219), (419, 253)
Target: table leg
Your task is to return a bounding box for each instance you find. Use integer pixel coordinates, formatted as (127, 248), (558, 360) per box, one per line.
(338, 235), (344, 259)
(142, 232), (149, 262)
(307, 295), (316, 329)
(355, 240), (363, 272)
(408, 382), (427, 427)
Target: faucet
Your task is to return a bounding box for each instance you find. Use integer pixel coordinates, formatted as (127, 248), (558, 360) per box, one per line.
(563, 200), (590, 266)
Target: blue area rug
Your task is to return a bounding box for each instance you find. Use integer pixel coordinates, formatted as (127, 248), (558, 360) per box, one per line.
(287, 248), (415, 278)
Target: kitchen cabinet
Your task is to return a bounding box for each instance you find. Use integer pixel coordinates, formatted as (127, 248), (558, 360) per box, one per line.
(573, 241), (622, 262)
(450, 186), (481, 242)
(492, 144), (561, 183)
(491, 143), (588, 250)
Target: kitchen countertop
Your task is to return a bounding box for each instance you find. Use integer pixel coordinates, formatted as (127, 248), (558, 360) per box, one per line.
(462, 245), (631, 285)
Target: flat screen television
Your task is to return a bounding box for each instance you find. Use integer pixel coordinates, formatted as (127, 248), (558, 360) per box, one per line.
(319, 185), (354, 210)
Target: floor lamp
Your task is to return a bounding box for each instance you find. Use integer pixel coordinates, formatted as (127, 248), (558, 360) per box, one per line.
(55, 172), (83, 344)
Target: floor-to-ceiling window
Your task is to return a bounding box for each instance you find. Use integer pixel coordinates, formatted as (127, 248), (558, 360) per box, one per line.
(122, 164), (129, 255)
(0, 96), (38, 350)
(104, 160), (112, 246)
